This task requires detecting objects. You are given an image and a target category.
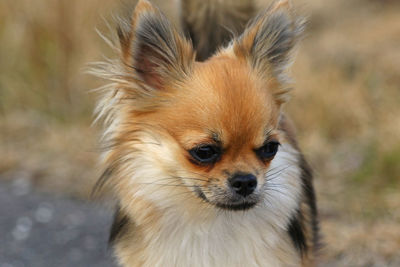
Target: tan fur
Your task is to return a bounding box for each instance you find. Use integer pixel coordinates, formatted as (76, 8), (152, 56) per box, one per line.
(93, 0), (318, 266)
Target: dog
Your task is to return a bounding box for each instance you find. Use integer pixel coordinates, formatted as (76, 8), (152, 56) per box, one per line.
(93, 0), (319, 266)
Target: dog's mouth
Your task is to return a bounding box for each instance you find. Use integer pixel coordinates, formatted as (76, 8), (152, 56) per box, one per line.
(215, 201), (257, 211)
(194, 186), (258, 211)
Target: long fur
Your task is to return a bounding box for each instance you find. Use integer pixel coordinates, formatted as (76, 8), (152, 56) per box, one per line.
(92, 0), (319, 266)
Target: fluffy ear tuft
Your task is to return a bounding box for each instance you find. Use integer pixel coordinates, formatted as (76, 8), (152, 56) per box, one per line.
(234, 0), (305, 104)
(118, 0), (195, 90)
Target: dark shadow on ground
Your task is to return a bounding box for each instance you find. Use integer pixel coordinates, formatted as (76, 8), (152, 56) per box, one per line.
(0, 179), (117, 267)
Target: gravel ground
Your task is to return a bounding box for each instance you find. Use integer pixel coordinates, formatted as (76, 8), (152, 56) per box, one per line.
(0, 178), (117, 267)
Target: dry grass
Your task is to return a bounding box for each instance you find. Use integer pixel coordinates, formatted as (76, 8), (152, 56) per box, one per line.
(0, 0), (115, 197)
(1, 0), (399, 265)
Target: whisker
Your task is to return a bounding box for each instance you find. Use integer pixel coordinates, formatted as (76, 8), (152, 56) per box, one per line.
(155, 176), (208, 183)
(265, 187), (294, 198)
(266, 165), (292, 180)
(135, 182), (208, 188)
(266, 164), (289, 175)
(177, 170), (216, 180)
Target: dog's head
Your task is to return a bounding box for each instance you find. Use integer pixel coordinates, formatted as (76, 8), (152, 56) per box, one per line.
(96, 0), (304, 214)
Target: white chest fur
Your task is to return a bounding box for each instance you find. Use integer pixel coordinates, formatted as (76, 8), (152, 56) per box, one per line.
(128, 207), (301, 267)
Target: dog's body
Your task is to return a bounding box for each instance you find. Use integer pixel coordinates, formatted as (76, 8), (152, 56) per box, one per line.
(94, 0), (319, 266)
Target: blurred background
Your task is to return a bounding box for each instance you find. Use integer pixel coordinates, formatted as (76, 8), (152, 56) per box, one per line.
(0, 0), (399, 266)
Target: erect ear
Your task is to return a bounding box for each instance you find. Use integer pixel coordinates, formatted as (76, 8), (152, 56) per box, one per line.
(233, 0), (305, 104)
(118, 0), (195, 90)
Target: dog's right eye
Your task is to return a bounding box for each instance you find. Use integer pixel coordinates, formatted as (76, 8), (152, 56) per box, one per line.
(189, 145), (220, 165)
(255, 141), (280, 161)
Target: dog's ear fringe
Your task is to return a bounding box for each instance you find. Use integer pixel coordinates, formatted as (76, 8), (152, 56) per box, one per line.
(233, 0), (306, 104)
(88, 0), (195, 150)
(116, 0), (195, 91)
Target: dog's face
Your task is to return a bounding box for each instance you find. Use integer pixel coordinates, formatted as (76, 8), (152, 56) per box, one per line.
(98, 0), (304, 213)
(141, 57), (281, 210)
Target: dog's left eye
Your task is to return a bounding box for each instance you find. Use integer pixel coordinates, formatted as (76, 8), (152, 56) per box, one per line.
(189, 145), (220, 164)
(255, 141), (280, 160)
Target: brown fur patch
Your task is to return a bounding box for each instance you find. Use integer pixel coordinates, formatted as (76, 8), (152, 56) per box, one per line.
(127, 55), (281, 191)
(93, 0), (318, 266)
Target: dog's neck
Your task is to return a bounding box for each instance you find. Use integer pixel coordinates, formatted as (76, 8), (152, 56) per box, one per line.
(114, 203), (302, 267)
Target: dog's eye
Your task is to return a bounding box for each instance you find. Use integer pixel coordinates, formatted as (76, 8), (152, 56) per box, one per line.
(189, 145), (220, 164)
(255, 141), (280, 160)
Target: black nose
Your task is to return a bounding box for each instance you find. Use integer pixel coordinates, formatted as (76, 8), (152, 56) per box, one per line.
(229, 173), (257, 197)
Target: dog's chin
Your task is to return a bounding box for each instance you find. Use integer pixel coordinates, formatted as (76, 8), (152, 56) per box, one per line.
(194, 186), (258, 211)
(215, 201), (257, 211)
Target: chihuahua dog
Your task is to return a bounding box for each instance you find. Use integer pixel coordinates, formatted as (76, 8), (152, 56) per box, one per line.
(93, 0), (319, 266)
